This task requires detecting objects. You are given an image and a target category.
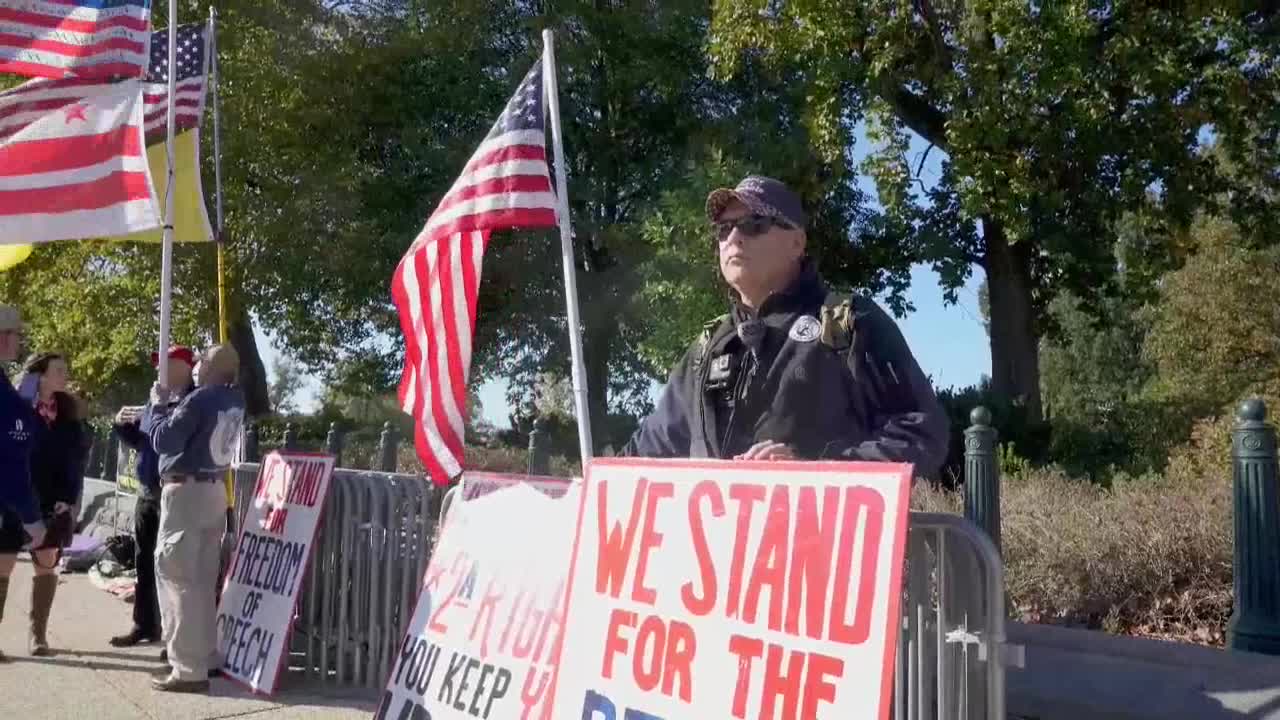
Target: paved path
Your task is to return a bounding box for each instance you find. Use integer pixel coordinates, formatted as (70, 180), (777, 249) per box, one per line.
(0, 560), (379, 719)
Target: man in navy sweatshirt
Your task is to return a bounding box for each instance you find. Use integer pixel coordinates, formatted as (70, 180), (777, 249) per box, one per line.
(0, 306), (44, 662)
(148, 344), (245, 693)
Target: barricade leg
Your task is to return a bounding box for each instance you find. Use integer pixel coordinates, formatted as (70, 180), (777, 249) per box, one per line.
(893, 513), (1008, 720)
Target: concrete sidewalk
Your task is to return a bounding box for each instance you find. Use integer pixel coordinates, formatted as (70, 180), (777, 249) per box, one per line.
(0, 560), (379, 719)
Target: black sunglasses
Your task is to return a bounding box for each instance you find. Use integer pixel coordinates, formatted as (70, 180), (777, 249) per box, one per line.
(713, 214), (795, 242)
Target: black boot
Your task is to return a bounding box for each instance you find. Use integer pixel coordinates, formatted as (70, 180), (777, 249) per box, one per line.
(110, 627), (160, 647)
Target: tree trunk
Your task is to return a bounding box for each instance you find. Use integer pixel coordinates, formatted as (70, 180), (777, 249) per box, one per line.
(583, 318), (616, 453)
(982, 217), (1043, 422)
(228, 307), (270, 417)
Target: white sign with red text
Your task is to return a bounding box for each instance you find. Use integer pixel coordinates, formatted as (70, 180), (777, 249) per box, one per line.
(216, 451), (334, 694)
(551, 458), (912, 720)
(375, 475), (582, 720)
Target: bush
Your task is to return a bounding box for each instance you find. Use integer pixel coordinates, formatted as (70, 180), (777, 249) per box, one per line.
(912, 463), (1233, 645)
(1163, 382), (1280, 487)
(393, 443), (578, 479)
(934, 379), (1050, 485)
(1045, 396), (1192, 485)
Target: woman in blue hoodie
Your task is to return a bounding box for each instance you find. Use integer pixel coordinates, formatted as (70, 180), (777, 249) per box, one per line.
(1, 352), (90, 656)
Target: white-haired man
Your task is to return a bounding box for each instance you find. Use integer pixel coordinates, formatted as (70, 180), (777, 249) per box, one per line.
(148, 344), (245, 692)
(620, 175), (949, 476)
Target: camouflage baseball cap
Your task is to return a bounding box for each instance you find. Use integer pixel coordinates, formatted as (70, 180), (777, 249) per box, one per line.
(706, 175), (807, 228)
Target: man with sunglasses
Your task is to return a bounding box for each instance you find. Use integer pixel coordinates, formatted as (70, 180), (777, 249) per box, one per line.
(619, 175), (948, 478)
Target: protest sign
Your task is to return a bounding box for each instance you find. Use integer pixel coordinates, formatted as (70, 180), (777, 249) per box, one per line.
(553, 458), (912, 720)
(112, 405), (146, 495)
(115, 441), (140, 495)
(375, 477), (582, 720)
(461, 471), (572, 501)
(216, 451), (335, 694)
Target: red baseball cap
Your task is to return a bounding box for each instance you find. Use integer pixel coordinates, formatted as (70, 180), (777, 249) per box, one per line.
(150, 345), (196, 368)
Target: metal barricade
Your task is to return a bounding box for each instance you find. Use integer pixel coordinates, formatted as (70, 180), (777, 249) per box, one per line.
(894, 512), (1021, 720)
(231, 463), (448, 688)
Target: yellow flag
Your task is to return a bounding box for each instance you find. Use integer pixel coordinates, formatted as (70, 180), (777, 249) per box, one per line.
(105, 128), (214, 244)
(0, 244), (32, 271)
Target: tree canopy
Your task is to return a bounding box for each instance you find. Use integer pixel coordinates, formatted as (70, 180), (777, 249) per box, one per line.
(707, 2), (1280, 421)
(6, 1), (1278, 467)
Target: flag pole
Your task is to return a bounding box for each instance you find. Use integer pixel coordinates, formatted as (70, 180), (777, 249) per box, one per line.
(210, 7), (227, 345)
(157, 0), (179, 390)
(208, 6), (238, 567)
(541, 29), (593, 469)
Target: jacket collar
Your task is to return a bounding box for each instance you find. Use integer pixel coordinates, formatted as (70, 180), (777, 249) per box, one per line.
(729, 257), (827, 325)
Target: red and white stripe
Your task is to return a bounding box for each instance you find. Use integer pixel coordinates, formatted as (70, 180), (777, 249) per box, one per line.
(0, 1), (151, 80)
(142, 76), (204, 144)
(391, 131), (558, 485)
(0, 76), (159, 243)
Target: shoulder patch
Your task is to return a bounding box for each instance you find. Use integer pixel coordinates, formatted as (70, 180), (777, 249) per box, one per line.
(818, 291), (854, 350)
(693, 313), (730, 370)
(789, 315), (821, 343)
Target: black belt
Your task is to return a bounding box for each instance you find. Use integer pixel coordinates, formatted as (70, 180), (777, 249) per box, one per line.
(162, 474), (219, 485)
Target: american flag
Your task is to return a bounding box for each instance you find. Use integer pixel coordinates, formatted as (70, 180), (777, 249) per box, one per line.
(391, 58), (559, 485)
(0, 76), (160, 243)
(142, 23), (206, 145)
(0, 0), (152, 81)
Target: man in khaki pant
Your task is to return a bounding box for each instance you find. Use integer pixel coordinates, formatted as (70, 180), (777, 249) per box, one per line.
(148, 344), (245, 693)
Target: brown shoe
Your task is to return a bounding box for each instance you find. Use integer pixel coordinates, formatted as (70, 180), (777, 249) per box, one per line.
(151, 675), (210, 693)
(28, 575), (57, 656)
(0, 575), (8, 661)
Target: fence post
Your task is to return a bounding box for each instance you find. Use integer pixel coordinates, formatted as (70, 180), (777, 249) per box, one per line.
(378, 421), (398, 472)
(964, 405), (1001, 554)
(244, 422), (260, 463)
(527, 416), (550, 476)
(325, 422), (345, 468)
(283, 422), (299, 450)
(1227, 398), (1280, 655)
(103, 430), (118, 482)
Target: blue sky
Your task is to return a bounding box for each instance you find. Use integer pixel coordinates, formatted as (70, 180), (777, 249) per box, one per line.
(260, 126), (992, 425)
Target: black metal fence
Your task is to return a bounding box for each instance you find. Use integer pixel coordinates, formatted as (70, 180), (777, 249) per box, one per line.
(87, 415), (559, 479)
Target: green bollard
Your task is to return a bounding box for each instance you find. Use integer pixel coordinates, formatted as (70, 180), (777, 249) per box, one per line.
(964, 406), (1001, 555)
(1228, 398), (1280, 655)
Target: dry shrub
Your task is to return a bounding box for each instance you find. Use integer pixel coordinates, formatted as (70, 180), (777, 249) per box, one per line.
(912, 461), (1233, 645)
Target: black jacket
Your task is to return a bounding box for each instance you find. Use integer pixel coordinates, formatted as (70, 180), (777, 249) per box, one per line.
(620, 262), (949, 477)
(30, 393), (90, 515)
